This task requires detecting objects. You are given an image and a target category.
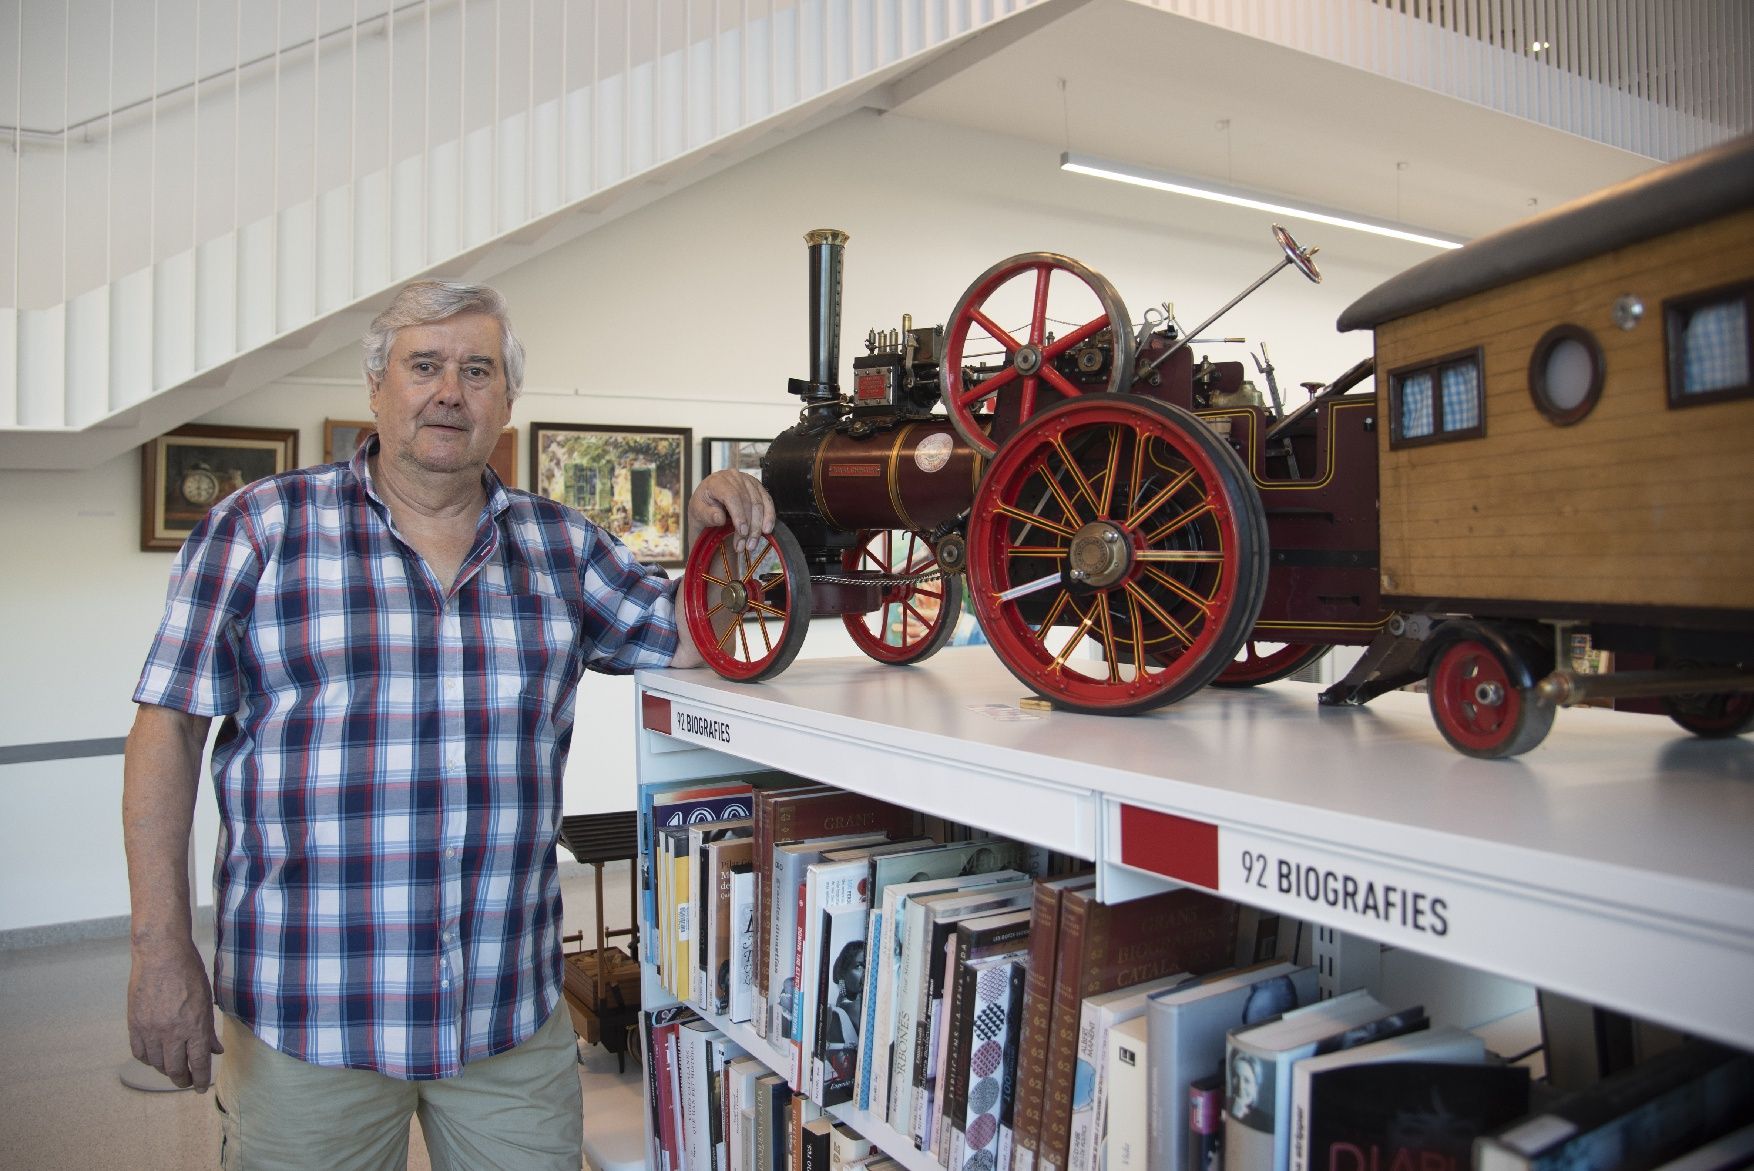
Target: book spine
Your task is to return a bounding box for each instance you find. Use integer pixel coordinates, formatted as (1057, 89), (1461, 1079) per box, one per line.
(889, 901), (927, 1135)
(998, 960), (1029, 1171)
(1189, 1074), (1222, 1171)
(1106, 1022), (1149, 1171)
(731, 870), (756, 1023)
(856, 906), (885, 1113)
(1037, 888), (1096, 1171)
(940, 945), (980, 1161)
(1011, 881), (1068, 1171)
(1066, 999), (1106, 1171)
(754, 1080), (773, 1171)
(790, 880), (809, 1087)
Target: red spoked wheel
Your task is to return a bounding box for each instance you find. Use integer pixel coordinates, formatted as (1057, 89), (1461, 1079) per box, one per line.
(966, 396), (1269, 715)
(940, 253), (1135, 459)
(840, 530), (963, 665)
(1212, 641), (1331, 688)
(682, 521), (812, 681)
(1427, 638), (1554, 758)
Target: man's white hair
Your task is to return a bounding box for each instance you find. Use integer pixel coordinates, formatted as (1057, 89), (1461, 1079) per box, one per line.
(362, 280), (526, 400)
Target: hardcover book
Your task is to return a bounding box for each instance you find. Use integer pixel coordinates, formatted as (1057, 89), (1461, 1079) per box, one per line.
(1147, 962), (1319, 1171)
(1224, 990), (1424, 1171)
(1037, 886), (1237, 1171)
(939, 908), (1034, 1165)
(1011, 873), (1098, 1171)
(1105, 1014), (1151, 1171)
(1475, 1042), (1754, 1171)
(1305, 1060), (1529, 1171)
(1065, 971), (1194, 1171)
(1289, 1026), (1493, 1171)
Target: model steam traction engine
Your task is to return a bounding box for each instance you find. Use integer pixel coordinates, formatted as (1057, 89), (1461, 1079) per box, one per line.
(682, 224), (1383, 711)
(684, 132), (1754, 758)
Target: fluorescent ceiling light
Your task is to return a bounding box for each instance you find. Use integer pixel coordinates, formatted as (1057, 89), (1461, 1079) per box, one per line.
(1060, 152), (1465, 251)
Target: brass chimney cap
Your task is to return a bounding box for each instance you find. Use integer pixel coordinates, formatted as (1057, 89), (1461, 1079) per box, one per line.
(804, 228), (850, 246)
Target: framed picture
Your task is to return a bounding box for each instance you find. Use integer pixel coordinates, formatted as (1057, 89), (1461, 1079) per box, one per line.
(701, 436), (771, 477)
(141, 424), (299, 551)
(531, 422), (692, 567)
(324, 419), (520, 487)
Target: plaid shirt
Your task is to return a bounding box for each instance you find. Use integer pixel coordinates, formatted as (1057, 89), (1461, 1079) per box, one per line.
(134, 438), (678, 1080)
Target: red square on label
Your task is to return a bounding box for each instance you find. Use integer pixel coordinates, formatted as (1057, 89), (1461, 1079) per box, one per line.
(640, 694), (672, 734)
(1119, 804), (1219, 890)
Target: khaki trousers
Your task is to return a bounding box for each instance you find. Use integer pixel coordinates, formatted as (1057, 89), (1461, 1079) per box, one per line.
(215, 1007), (584, 1170)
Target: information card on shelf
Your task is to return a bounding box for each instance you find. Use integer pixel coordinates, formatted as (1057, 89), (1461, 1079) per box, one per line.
(642, 693), (743, 750)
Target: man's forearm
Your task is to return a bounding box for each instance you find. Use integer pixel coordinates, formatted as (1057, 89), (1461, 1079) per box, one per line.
(122, 705), (210, 948)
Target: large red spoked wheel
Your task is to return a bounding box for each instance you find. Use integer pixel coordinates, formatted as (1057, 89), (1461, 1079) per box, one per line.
(1427, 638), (1554, 758)
(1212, 641), (1331, 688)
(841, 530), (963, 665)
(941, 253), (1135, 459)
(683, 521), (812, 681)
(967, 396), (1270, 715)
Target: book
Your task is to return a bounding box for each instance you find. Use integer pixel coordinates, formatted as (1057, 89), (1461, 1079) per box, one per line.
(1066, 971), (1195, 1171)
(939, 908), (1034, 1165)
(769, 832), (891, 1056)
(754, 1072), (791, 1171)
(643, 1005), (698, 1171)
(1475, 1042), (1754, 1171)
(726, 1057), (768, 1171)
(1188, 1072), (1224, 1171)
(1148, 962), (1320, 1171)
(956, 952), (1027, 1171)
(1011, 873), (1098, 1171)
(802, 1117), (836, 1171)
(677, 1019), (725, 1171)
(1105, 1015), (1151, 1171)
(729, 865), (758, 1023)
(1037, 887), (1238, 1171)
(828, 1121), (874, 1171)
(815, 903), (871, 1104)
(798, 839), (930, 1097)
(865, 862), (1038, 1122)
(708, 1032), (750, 1171)
(1289, 1026), (1493, 1171)
(1224, 990), (1422, 1171)
(1304, 1059), (1529, 1171)
(673, 832), (695, 1002)
(997, 958), (1030, 1171)
(754, 787), (919, 1023)
(697, 823), (753, 1014)
(893, 876), (1034, 1145)
(642, 778), (763, 962)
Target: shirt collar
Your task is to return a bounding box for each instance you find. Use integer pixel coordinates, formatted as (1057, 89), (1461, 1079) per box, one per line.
(348, 432), (513, 520)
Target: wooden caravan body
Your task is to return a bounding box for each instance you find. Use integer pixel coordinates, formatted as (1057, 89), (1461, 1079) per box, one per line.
(1339, 135), (1754, 629)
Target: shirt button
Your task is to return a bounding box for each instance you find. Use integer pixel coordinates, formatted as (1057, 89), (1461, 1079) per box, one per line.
(446, 678), (462, 698)
(446, 847), (458, 860)
(442, 929), (454, 943)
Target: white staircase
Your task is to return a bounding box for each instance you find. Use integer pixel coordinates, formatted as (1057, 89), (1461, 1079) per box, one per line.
(0, 0), (1071, 471)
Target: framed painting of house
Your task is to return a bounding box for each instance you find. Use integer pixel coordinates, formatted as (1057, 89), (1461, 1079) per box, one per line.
(531, 422), (692, 567)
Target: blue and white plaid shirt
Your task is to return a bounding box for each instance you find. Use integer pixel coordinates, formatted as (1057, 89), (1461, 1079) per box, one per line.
(135, 437), (678, 1079)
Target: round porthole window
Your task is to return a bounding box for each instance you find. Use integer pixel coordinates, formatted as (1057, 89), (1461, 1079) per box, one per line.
(1529, 324), (1604, 425)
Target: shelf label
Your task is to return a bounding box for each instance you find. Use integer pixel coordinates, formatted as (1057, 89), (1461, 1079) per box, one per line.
(640, 694), (672, 733)
(1220, 833), (1453, 941)
(649, 698), (740, 748)
(1118, 804), (1455, 944)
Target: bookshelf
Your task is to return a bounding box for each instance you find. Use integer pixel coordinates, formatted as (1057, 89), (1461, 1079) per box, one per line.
(632, 646), (1754, 1166)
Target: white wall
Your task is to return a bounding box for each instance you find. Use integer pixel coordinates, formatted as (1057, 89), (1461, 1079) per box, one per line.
(0, 108), (1432, 933)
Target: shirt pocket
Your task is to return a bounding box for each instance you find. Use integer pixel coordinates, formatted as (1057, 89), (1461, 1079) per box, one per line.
(477, 590), (583, 711)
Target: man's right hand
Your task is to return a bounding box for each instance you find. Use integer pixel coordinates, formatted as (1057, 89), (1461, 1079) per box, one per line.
(128, 938), (224, 1091)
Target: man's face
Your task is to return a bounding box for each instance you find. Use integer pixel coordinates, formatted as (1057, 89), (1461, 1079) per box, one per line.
(369, 311), (513, 477)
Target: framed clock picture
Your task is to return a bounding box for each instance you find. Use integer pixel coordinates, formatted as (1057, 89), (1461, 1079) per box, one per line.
(141, 424), (299, 551)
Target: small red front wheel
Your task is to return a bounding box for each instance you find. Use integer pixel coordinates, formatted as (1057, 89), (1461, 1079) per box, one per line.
(682, 521), (812, 681)
(1212, 641), (1331, 688)
(840, 530), (963, 665)
(1427, 637), (1554, 758)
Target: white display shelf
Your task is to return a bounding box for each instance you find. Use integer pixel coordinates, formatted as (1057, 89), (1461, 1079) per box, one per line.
(636, 648), (1754, 1052)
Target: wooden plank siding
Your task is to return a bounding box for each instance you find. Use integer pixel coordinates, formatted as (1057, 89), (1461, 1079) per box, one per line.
(1374, 207), (1754, 614)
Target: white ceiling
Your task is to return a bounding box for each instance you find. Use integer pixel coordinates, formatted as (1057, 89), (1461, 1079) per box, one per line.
(891, 0), (1660, 243)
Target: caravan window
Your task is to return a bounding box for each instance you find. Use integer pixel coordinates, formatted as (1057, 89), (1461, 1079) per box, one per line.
(1389, 350), (1485, 448)
(1667, 283), (1752, 407)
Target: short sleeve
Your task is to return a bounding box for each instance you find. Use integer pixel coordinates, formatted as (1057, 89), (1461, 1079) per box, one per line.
(575, 523), (681, 673)
(133, 502), (264, 716)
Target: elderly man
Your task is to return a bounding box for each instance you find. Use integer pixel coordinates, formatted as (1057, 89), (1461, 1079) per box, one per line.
(123, 280), (772, 1169)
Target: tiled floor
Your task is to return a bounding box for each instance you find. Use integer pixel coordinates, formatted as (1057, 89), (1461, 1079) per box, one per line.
(0, 859), (646, 1170)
